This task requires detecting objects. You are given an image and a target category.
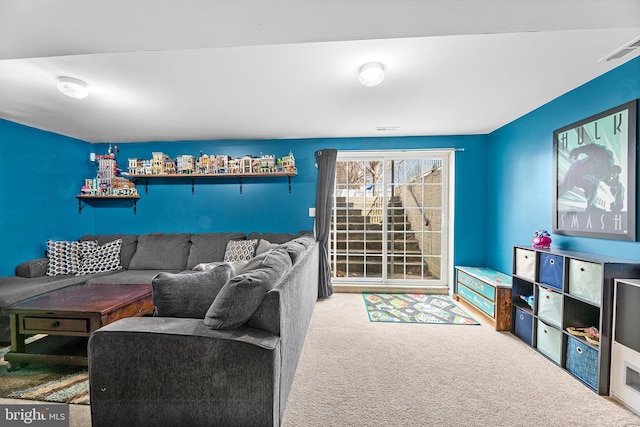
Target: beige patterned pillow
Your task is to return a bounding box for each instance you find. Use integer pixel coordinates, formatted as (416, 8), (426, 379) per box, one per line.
(46, 240), (97, 276)
(223, 239), (258, 262)
(76, 239), (123, 275)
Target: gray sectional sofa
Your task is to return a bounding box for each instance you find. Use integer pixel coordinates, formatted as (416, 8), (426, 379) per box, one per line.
(89, 232), (319, 427)
(0, 231), (309, 343)
(1, 230), (319, 426)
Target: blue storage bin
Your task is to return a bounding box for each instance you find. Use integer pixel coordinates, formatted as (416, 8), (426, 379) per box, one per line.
(566, 336), (599, 390)
(514, 307), (533, 345)
(539, 253), (564, 291)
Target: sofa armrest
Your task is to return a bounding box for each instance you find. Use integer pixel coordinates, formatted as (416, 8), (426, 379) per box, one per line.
(89, 317), (282, 427)
(15, 258), (48, 278)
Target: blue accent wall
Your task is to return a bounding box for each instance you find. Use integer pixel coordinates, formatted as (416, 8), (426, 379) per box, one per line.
(1, 56), (637, 279)
(0, 120), (94, 276)
(92, 136), (488, 270)
(486, 56), (640, 274)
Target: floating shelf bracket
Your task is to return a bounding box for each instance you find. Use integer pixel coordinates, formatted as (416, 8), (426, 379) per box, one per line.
(76, 196), (138, 215)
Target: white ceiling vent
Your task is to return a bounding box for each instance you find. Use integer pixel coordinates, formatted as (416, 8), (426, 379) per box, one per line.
(599, 36), (640, 62)
(376, 126), (400, 132)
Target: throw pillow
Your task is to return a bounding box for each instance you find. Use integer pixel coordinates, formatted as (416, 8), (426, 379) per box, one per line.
(254, 239), (281, 256)
(192, 260), (247, 276)
(223, 239), (258, 262)
(15, 258), (49, 278)
(46, 240), (97, 276)
(205, 247), (292, 330)
(152, 263), (234, 318)
(76, 239), (123, 275)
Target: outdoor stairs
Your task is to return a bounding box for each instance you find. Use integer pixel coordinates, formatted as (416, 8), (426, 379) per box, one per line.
(331, 196), (428, 277)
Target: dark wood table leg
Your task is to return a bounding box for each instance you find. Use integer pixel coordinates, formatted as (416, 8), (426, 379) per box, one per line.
(8, 314), (27, 371)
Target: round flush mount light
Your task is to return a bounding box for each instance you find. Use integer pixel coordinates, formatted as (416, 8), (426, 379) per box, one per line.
(57, 76), (90, 99)
(359, 62), (385, 87)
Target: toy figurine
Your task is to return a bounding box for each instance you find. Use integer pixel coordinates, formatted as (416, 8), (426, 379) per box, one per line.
(532, 230), (552, 249)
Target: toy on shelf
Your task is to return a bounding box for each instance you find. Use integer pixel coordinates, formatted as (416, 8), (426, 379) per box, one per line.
(124, 150), (296, 176)
(532, 230), (552, 249)
(80, 149), (138, 197)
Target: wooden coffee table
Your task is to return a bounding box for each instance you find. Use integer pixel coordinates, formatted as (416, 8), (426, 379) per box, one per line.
(5, 282), (153, 370)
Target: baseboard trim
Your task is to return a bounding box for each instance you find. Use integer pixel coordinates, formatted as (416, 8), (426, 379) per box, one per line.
(333, 284), (449, 294)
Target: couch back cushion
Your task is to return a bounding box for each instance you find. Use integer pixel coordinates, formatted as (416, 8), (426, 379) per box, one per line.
(80, 234), (139, 269)
(280, 234), (316, 265)
(186, 232), (246, 269)
(204, 247), (292, 330)
(128, 233), (192, 270)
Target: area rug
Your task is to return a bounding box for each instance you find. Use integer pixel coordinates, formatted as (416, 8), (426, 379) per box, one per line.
(0, 342), (90, 405)
(362, 293), (479, 325)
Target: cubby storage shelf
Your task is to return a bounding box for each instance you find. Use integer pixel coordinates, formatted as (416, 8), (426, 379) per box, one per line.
(510, 245), (640, 395)
(128, 172), (297, 195)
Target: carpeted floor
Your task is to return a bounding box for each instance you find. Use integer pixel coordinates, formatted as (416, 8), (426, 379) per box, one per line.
(363, 293), (479, 324)
(2, 293), (640, 426)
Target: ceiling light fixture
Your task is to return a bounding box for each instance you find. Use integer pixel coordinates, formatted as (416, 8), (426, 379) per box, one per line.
(57, 77), (90, 99)
(359, 62), (385, 87)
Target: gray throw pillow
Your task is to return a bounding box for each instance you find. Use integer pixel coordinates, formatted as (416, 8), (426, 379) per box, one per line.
(254, 239), (280, 256)
(15, 258), (49, 278)
(152, 263), (233, 318)
(204, 247), (292, 330)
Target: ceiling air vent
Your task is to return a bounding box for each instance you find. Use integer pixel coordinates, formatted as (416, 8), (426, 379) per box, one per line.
(600, 36), (640, 62)
(376, 126), (400, 132)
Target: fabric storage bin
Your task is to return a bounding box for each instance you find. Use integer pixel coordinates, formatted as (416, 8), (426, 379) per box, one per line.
(513, 307), (533, 345)
(515, 248), (536, 282)
(568, 259), (603, 304)
(536, 319), (562, 364)
(566, 336), (599, 390)
(537, 287), (562, 327)
(538, 253), (564, 291)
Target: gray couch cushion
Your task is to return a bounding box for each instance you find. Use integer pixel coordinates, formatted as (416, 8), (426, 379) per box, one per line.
(255, 239), (280, 256)
(152, 264), (234, 318)
(80, 234), (139, 269)
(281, 234), (316, 265)
(129, 233), (192, 270)
(204, 248), (292, 330)
(15, 258), (49, 278)
(186, 232), (246, 269)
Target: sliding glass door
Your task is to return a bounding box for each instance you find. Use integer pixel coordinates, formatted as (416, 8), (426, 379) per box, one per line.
(331, 151), (451, 287)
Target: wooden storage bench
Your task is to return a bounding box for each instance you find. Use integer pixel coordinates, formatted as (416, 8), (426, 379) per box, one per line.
(455, 266), (512, 331)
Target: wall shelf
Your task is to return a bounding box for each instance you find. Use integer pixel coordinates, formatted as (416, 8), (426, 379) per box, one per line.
(75, 195), (140, 214)
(128, 172), (296, 195)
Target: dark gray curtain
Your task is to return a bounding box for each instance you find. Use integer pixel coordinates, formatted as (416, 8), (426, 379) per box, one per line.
(315, 149), (337, 298)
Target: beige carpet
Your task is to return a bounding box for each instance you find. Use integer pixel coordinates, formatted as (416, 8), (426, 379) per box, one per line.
(281, 293), (640, 427)
(2, 293), (640, 426)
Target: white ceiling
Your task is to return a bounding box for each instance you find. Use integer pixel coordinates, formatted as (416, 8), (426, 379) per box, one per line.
(1, 0), (639, 143)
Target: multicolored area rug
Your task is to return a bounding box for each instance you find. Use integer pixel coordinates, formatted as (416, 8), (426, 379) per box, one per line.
(0, 341), (89, 405)
(363, 293), (479, 325)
